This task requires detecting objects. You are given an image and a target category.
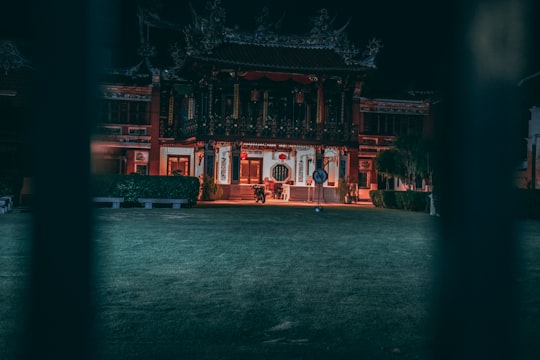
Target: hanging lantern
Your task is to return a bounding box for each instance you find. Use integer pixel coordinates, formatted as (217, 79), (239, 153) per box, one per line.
(295, 91), (304, 104)
(240, 152), (248, 160)
(278, 153), (287, 161)
(250, 89), (260, 102)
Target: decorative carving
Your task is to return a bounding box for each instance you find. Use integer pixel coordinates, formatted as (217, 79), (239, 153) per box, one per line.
(184, 0), (229, 55)
(361, 38), (384, 68)
(180, 4), (381, 69)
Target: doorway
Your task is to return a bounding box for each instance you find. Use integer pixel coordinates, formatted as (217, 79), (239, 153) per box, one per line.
(240, 158), (262, 184)
(167, 155), (190, 176)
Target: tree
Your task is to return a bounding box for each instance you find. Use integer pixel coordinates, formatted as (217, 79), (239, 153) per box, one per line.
(414, 136), (436, 189)
(394, 133), (422, 190)
(374, 148), (401, 190)
(375, 133), (436, 191)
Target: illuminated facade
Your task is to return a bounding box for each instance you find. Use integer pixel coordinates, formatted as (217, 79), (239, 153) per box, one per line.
(90, 2), (436, 201)
(357, 96), (438, 197)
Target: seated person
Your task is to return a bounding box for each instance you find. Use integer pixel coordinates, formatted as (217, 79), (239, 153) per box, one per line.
(265, 180), (275, 197)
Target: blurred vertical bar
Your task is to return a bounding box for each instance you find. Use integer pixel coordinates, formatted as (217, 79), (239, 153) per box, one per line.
(432, 0), (533, 359)
(23, 0), (110, 359)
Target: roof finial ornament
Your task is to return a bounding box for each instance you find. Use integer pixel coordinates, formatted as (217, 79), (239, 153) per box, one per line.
(253, 6), (283, 42)
(184, 0), (230, 55)
(362, 38), (383, 68)
(309, 8), (332, 37)
(205, 0), (226, 30)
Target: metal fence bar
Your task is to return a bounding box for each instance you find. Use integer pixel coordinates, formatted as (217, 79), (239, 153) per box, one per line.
(22, 1), (110, 359)
(431, 1), (534, 359)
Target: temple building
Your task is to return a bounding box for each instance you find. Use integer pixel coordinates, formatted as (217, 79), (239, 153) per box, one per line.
(89, 1), (435, 202)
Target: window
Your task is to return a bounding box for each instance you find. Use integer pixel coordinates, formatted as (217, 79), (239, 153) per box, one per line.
(135, 164), (148, 175)
(128, 128), (147, 135)
(271, 164), (290, 182)
(101, 100), (149, 125)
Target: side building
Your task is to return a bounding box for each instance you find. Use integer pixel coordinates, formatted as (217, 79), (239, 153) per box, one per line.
(357, 94), (438, 199)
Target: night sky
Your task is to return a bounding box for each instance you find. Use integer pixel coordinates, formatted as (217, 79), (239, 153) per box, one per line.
(3, 0), (538, 96)
(106, 0), (454, 96)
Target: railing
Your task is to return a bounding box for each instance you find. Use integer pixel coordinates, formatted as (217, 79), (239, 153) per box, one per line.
(164, 116), (359, 144)
(358, 135), (395, 154)
(92, 134), (151, 145)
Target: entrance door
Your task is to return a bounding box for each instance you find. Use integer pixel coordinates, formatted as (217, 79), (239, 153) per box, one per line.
(240, 158), (262, 184)
(167, 155), (190, 176)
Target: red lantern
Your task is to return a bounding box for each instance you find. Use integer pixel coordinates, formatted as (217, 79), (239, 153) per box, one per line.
(295, 91), (304, 104)
(278, 153), (287, 160)
(240, 152), (248, 160)
(250, 89), (260, 102)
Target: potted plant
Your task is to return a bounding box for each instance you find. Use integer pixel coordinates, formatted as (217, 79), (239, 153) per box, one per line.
(200, 174), (223, 201)
(337, 178), (349, 203)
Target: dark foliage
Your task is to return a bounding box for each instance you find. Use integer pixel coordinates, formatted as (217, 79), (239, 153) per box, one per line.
(91, 174), (200, 206)
(369, 190), (430, 212)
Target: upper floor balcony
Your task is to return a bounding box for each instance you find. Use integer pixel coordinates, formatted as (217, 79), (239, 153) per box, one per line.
(160, 115), (359, 145)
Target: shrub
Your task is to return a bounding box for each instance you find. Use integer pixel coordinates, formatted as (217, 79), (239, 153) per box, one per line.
(395, 191), (430, 212)
(200, 175), (223, 201)
(369, 190), (397, 209)
(91, 174), (200, 206)
(370, 190), (429, 212)
(337, 178), (349, 203)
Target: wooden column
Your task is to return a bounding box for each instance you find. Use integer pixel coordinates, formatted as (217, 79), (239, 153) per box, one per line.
(149, 82), (161, 175)
(348, 147), (359, 183)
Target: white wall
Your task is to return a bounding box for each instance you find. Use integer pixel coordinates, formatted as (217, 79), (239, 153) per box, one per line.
(324, 148), (339, 186)
(295, 147), (316, 185)
(217, 146), (231, 184)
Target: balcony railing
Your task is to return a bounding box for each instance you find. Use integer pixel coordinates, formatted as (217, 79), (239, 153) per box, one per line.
(358, 135), (395, 154)
(162, 116), (359, 144)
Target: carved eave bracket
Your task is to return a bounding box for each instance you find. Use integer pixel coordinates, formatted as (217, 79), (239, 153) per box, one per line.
(359, 38), (384, 68)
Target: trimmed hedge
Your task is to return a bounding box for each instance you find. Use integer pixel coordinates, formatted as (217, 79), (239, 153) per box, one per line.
(92, 174), (200, 206)
(369, 190), (430, 212)
(370, 189), (540, 219)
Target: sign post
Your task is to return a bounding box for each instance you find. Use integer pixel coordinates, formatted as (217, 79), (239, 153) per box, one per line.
(312, 168), (328, 212)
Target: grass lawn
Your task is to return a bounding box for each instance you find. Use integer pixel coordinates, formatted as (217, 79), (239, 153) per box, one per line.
(1, 204), (539, 359)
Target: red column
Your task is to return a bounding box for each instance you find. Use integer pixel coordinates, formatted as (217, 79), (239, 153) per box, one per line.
(148, 84), (161, 175)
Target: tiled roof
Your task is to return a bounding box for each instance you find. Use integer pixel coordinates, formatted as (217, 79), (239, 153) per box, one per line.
(187, 43), (369, 73)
